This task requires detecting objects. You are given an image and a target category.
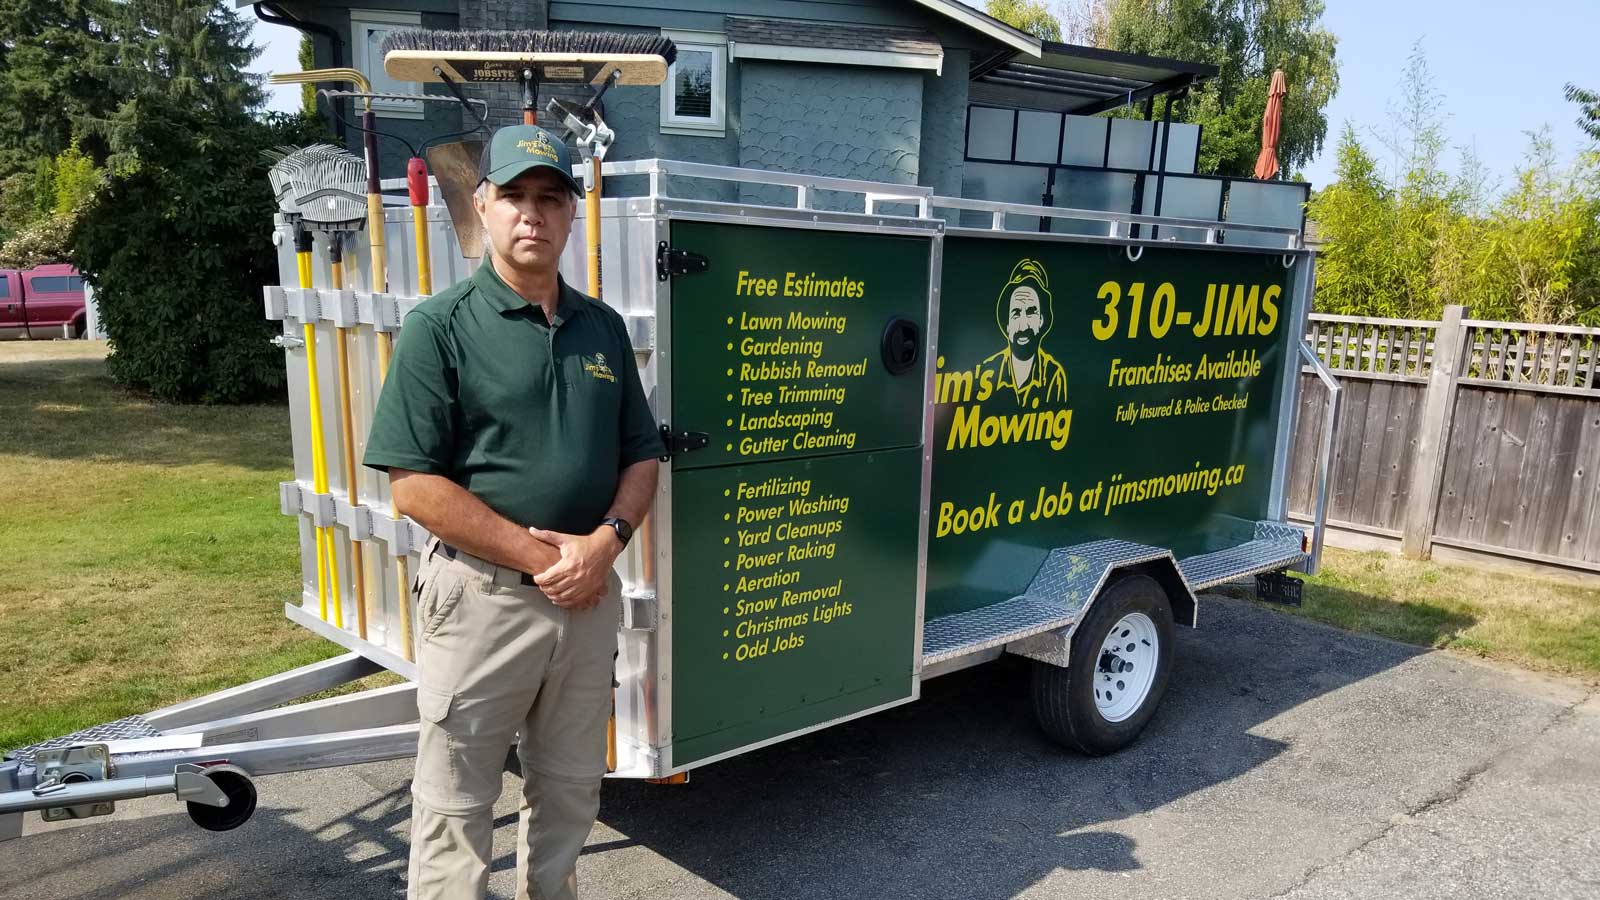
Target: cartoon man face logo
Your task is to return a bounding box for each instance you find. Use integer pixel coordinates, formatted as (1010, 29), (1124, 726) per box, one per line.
(979, 258), (1068, 407)
(1005, 284), (1045, 362)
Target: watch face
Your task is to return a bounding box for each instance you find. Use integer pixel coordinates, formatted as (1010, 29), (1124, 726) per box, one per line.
(613, 518), (633, 544)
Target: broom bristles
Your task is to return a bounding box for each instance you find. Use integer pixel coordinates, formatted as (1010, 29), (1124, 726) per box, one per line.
(382, 28), (676, 66)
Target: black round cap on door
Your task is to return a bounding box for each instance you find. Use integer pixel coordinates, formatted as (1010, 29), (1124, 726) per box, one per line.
(880, 317), (921, 376)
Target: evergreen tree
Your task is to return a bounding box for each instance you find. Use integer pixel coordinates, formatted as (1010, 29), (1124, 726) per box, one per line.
(0, 0), (115, 176)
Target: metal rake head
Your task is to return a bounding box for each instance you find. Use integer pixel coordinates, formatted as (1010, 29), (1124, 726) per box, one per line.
(264, 144), (368, 230)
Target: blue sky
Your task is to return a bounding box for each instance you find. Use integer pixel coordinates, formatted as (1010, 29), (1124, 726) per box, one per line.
(247, 1), (1599, 192)
(1303, 0), (1596, 190)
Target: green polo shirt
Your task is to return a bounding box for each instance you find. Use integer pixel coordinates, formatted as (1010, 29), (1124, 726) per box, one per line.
(363, 263), (663, 534)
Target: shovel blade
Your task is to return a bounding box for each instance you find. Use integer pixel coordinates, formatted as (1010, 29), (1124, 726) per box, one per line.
(426, 140), (485, 260)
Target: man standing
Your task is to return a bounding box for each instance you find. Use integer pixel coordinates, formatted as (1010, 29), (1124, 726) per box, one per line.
(363, 124), (662, 900)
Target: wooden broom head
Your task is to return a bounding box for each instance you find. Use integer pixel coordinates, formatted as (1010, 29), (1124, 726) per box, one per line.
(381, 29), (676, 86)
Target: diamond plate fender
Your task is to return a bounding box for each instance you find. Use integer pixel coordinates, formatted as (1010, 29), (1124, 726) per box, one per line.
(1004, 545), (1198, 669)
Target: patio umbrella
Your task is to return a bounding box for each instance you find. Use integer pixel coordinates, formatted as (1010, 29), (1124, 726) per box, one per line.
(1254, 69), (1288, 180)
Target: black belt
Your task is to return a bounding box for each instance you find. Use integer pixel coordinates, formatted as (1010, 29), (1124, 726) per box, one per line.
(439, 542), (536, 586)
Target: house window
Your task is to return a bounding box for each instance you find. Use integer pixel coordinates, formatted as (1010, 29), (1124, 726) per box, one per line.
(660, 30), (726, 136)
(351, 9), (423, 119)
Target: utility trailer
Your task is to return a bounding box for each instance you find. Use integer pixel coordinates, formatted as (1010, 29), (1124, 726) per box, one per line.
(0, 159), (1341, 839)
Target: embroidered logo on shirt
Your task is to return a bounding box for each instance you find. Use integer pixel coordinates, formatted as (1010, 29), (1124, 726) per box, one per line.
(583, 352), (617, 383)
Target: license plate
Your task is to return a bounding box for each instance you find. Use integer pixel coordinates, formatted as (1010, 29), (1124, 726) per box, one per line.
(1256, 571), (1303, 606)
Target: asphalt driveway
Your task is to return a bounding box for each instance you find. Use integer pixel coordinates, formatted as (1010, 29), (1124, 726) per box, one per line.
(2, 593), (1595, 900)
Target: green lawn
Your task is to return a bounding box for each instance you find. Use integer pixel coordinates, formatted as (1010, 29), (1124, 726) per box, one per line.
(1, 344), (1595, 754)
(1281, 548), (1600, 680)
(0, 341), (353, 753)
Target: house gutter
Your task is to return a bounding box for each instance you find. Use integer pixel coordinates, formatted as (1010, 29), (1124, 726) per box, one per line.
(254, 3), (348, 144)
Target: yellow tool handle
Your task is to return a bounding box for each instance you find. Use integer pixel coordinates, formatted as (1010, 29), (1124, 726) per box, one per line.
(335, 325), (368, 640)
(366, 195), (387, 294)
(586, 157), (603, 299)
(300, 251), (344, 629)
(331, 259), (368, 639)
(412, 206), (432, 296)
(298, 250), (331, 623)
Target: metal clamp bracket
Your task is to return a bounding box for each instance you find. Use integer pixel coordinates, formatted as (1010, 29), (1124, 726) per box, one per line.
(358, 292), (405, 332)
(368, 512), (429, 558)
(326, 289), (360, 328)
(283, 288), (321, 324)
(263, 286), (289, 321)
(333, 497), (374, 541)
(623, 313), (656, 354)
(279, 482), (337, 527)
(620, 589), (658, 631)
(33, 744), (113, 822)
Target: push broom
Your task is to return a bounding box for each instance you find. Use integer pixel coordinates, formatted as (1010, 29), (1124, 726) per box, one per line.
(382, 29), (675, 292)
(381, 29), (676, 777)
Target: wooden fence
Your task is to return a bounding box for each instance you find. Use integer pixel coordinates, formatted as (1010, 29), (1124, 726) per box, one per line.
(1287, 306), (1600, 576)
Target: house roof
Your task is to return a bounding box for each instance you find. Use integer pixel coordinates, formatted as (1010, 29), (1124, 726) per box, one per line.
(726, 16), (947, 73)
(726, 17), (942, 58)
(238, 0), (1043, 57)
(902, 0), (1039, 55)
(971, 41), (1218, 115)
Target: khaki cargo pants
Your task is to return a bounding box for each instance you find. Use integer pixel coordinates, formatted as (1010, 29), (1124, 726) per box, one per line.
(407, 540), (620, 900)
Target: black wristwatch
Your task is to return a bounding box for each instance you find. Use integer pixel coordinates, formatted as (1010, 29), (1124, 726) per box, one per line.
(602, 517), (633, 548)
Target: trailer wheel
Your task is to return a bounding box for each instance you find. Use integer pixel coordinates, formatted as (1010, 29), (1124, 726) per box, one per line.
(186, 767), (257, 832)
(1030, 573), (1174, 755)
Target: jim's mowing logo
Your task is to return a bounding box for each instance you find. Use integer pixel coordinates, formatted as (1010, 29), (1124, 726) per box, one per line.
(936, 258), (1073, 453)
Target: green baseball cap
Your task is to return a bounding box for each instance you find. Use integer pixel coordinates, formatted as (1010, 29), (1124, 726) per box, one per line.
(477, 124), (583, 195)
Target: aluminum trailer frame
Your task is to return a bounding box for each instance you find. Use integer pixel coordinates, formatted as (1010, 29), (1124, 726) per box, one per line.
(1, 159), (1339, 839)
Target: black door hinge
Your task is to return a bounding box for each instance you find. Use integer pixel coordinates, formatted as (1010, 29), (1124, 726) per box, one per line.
(659, 424), (710, 461)
(657, 242), (710, 281)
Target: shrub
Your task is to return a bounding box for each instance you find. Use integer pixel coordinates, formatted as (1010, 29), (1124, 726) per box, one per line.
(73, 110), (322, 403)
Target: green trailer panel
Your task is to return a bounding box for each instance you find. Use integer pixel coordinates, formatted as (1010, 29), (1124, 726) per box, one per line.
(666, 219), (933, 767)
(926, 237), (1298, 619)
(669, 449), (923, 766)
(667, 220), (930, 469)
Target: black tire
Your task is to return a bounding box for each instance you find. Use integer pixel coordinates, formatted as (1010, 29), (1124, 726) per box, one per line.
(186, 767), (258, 832)
(1030, 572), (1174, 755)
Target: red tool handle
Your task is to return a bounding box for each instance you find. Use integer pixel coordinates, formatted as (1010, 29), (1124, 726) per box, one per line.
(407, 157), (428, 208)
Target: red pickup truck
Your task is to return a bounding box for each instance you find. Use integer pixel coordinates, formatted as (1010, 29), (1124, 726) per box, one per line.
(0, 264), (87, 339)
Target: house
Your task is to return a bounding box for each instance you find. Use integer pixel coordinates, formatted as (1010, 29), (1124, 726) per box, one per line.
(243, 1), (1306, 234)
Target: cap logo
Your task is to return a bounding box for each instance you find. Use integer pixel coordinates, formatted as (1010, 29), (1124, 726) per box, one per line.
(516, 133), (560, 163)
